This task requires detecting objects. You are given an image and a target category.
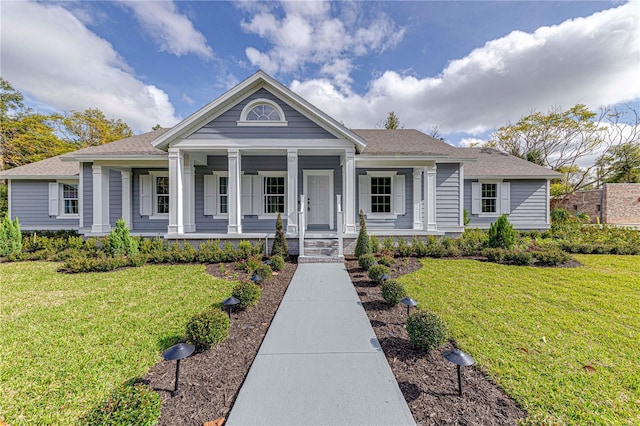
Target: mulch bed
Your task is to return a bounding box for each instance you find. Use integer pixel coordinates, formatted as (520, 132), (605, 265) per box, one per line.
(346, 257), (528, 425)
(144, 261), (297, 426)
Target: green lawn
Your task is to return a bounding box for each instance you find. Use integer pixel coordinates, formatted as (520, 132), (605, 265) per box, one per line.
(0, 262), (235, 425)
(401, 255), (640, 425)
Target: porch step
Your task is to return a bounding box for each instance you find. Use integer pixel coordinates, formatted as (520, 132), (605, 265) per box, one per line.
(300, 238), (343, 263)
(298, 255), (345, 264)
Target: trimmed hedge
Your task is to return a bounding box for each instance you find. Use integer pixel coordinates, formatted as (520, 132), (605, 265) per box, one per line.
(358, 253), (376, 271)
(185, 309), (230, 351)
(232, 281), (262, 309)
(406, 310), (448, 351)
(270, 254), (285, 271)
(381, 279), (407, 306)
(368, 264), (391, 283)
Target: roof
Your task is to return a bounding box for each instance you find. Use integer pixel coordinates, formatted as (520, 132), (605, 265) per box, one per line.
(66, 128), (170, 159)
(462, 147), (562, 178)
(0, 155), (79, 179)
(352, 129), (458, 156)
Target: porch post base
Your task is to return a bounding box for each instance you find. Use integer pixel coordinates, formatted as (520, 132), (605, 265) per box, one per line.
(168, 225), (184, 234)
(91, 224), (111, 233)
(227, 225), (243, 234)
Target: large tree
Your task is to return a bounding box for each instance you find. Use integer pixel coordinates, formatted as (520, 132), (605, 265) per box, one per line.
(57, 108), (133, 147)
(383, 111), (402, 129)
(595, 106), (640, 184)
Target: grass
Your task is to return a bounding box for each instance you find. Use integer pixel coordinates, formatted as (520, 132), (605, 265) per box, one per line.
(401, 255), (640, 425)
(0, 262), (236, 425)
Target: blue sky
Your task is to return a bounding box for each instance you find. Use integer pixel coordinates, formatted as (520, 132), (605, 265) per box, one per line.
(2, 1), (639, 146)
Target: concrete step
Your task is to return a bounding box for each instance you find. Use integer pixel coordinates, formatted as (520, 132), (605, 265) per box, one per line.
(304, 247), (339, 256)
(298, 255), (345, 264)
(304, 239), (339, 248)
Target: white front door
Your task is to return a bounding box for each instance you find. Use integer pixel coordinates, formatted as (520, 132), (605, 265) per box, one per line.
(307, 173), (331, 227)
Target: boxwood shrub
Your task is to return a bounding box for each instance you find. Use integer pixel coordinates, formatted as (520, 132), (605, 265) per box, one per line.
(232, 280), (262, 309)
(185, 309), (230, 351)
(406, 310), (448, 351)
(368, 264), (391, 283)
(358, 253), (376, 271)
(269, 254), (285, 271)
(381, 279), (407, 306)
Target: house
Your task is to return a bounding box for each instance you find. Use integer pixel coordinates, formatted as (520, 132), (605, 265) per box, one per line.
(1, 71), (560, 259)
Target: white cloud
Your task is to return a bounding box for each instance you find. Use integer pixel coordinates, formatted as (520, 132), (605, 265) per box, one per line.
(291, 2), (640, 139)
(240, 1), (405, 79)
(119, 1), (213, 60)
(0, 1), (180, 132)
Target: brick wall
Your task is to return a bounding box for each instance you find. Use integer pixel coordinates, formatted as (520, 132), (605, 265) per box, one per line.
(552, 189), (602, 223)
(603, 183), (640, 225)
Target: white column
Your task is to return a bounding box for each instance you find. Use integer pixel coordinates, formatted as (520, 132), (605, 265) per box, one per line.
(121, 169), (132, 228)
(168, 148), (184, 234)
(227, 149), (242, 234)
(425, 164), (437, 231)
(459, 164), (465, 227)
(343, 150), (357, 233)
(91, 164), (110, 233)
(183, 154), (196, 233)
(413, 168), (423, 230)
(286, 149), (298, 234)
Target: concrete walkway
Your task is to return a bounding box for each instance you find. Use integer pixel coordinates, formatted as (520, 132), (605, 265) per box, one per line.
(227, 263), (415, 426)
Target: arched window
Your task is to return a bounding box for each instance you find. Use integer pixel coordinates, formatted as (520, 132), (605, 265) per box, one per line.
(238, 99), (287, 126)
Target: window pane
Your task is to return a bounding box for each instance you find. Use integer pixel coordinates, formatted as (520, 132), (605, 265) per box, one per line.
(63, 184), (78, 199)
(482, 199), (496, 213)
(157, 195), (169, 214)
(64, 199), (78, 215)
(62, 184), (78, 215)
(247, 104), (281, 121)
(264, 176), (285, 214)
(219, 176), (228, 195)
(370, 177), (391, 213)
(156, 177), (169, 194)
(481, 183), (496, 198)
(220, 196), (228, 214)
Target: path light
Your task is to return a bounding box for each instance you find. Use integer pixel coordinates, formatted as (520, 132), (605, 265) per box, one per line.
(263, 259), (272, 266)
(250, 274), (263, 284)
(380, 273), (391, 282)
(400, 297), (417, 316)
(222, 296), (240, 321)
(162, 343), (195, 397)
(443, 348), (475, 396)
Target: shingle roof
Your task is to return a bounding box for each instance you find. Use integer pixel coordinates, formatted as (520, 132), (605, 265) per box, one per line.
(352, 129), (459, 156)
(0, 155), (79, 178)
(68, 128), (170, 157)
(462, 147), (561, 178)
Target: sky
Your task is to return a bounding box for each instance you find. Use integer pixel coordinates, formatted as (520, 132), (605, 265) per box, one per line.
(1, 0), (639, 147)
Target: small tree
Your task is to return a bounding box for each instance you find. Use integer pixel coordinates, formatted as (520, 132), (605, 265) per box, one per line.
(354, 210), (372, 258)
(271, 213), (288, 258)
(0, 215), (22, 257)
(487, 214), (516, 250)
(107, 218), (138, 257)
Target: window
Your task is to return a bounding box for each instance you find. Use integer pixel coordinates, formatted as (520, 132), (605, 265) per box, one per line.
(62, 183), (79, 215)
(238, 99), (287, 126)
(155, 176), (169, 215)
(481, 183), (497, 213)
(49, 180), (80, 218)
(471, 181), (510, 216)
(371, 177), (392, 213)
(264, 176), (285, 214)
(358, 172), (405, 218)
(219, 176), (228, 214)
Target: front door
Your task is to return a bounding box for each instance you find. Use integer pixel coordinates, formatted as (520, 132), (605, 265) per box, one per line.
(307, 174), (331, 228)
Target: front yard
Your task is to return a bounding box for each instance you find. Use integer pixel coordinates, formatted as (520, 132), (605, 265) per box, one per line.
(0, 262), (235, 425)
(400, 255), (640, 424)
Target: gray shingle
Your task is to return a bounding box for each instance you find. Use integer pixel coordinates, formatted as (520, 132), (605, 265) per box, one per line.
(462, 147), (561, 178)
(1, 155), (78, 178)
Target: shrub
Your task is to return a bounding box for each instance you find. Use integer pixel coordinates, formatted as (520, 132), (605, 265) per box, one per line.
(534, 247), (571, 266)
(222, 241), (241, 262)
(78, 381), (161, 426)
(406, 310), (448, 351)
(370, 235), (380, 254)
(139, 237), (166, 254)
(107, 218), (139, 257)
(0, 215), (22, 257)
(232, 280), (262, 309)
(358, 253), (376, 270)
(271, 213), (289, 258)
(382, 236), (395, 254)
(253, 263), (273, 281)
(426, 243), (446, 258)
(459, 228), (488, 256)
(269, 254), (285, 271)
(238, 240), (253, 259)
(504, 250), (535, 266)
(381, 279), (407, 306)
(396, 237), (413, 257)
(129, 253), (147, 267)
(482, 247), (505, 262)
(412, 237), (429, 257)
(198, 239), (223, 263)
(354, 210), (372, 258)
(185, 309), (230, 351)
(488, 214), (516, 249)
(377, 255), (395, 267)
(368, 264), (391, 283)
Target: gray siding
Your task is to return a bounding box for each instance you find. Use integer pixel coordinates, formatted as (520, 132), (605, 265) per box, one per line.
(83, 163), (93, 229)
(298, 156), (342, 231)
(188, 88), (337, 140)
(109, 170), (122, 226)
(194, 156), (228, 232)
(10, 180), (79, 230)
(436, 163), (461, 226)
(464, 179), (549, 229)
(355, 168), (413, 230)
(132, 169), (169, 233)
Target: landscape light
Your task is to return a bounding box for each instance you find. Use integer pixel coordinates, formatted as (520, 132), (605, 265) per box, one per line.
(443, 348), (475, 397)
(399, 297), (417, 316)
(162, 343), (195, 396)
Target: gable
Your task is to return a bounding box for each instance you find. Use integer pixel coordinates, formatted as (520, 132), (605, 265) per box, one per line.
(186, 88), (337, 140)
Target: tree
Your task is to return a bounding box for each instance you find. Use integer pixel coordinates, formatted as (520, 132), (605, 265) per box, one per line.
(271, 213), (288, 258)
(354, 210), (372, 258)
(383, 111), (402, 129)
(56, 108), (133, 147)
(597, 142), (640, 183)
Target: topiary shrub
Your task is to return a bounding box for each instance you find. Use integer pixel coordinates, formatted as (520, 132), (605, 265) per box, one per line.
(271, 213), (289, 258)
(269, 254), (285, 271)
(368, 264), (391, 283)
(253, 263), (273, 281)
(354, 210), (372, 258)
(377, 255), (395, 267)
(78, 381), (161, 426)
(381, 279), (407, 306)
(107, 218), (139, 257)
(232, 280), (262, 309)
(488, 214), (516, 250)
(406, 310), (448, 351)
(534, 247), (571, 266)
(185, 309), (230, 351)
(0, 215), (22, 257)
(358, 253), (376, 270)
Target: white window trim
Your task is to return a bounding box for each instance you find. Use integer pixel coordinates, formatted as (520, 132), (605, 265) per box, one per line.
(366, 171), (398, 219)
(237, 98), (288, 127)
(57, 179), (80, 219)
(215, 172), (229, 218)
(149, 171), (169, 220)
(258, 171), (287, 219)
(476, 179), (504, 217)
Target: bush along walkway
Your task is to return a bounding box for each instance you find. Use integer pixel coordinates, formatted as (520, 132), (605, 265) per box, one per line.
(346, 257), (527, 425)
(144, 262), (297, 425)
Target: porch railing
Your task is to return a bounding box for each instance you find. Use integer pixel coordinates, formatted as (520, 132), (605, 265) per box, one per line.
(298, 194), (305, 257)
